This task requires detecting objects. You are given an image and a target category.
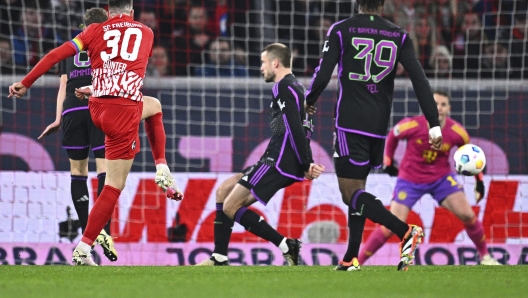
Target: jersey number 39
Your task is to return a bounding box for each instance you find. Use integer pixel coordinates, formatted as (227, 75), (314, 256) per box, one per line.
(349, 38), (397, 83)
(101, 28), (143, 62)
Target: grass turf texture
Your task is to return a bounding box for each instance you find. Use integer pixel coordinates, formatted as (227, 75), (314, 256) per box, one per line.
(1, 265), (527, 298)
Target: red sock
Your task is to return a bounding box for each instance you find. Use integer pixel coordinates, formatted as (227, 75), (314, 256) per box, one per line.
(464, 217), (488, 258)
(145, 112), (167, 165)
(81, 185), (121, 245)
(358, 227), (390, 264)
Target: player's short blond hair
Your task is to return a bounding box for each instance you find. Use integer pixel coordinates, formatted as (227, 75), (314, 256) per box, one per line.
(262, 43), (291, 68)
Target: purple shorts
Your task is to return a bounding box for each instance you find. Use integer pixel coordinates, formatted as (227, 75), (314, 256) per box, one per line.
(392, 173), (464, 209)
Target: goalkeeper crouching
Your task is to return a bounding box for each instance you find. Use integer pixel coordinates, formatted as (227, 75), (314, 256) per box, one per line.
(359, 91), (500, 266)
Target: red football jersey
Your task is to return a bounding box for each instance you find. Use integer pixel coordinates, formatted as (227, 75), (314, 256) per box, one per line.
(385, 115), (470, 184)
(70, 14), (153, 101)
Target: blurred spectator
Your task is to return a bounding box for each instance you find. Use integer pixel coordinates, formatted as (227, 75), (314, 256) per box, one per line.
(428, 0), (471, 45)
(481, 42), (511, 79)
(0, 37), (15, 74)
(49, 0), (84, 41)
(12, 5), (61, 69)
(452, 12), (487, 78)
(302, 15), (334, 77)
(0, 0), (23, 35)
(167, 0), (192, 37)
(275, 0), (322, 75)
(428, 45), (452, 79)
(209, 0), (230, 37)
(383, 0), (426, 34)
(173, 5), (213, 76)
(138, 8), (172, 49)
(147, 45), (173, 77)
(194, 38), (247, 77)
(473, 0), (509, 41)
(412, 15), (438, 74)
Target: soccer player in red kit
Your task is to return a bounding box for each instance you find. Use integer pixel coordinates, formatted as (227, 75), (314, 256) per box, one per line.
(8, 0), (183, 266)
(359, 91), (500, 265)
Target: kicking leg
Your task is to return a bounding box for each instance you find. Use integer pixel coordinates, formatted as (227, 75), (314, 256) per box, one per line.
(142, 96), (183, 200)
(359, 201), (410, 263)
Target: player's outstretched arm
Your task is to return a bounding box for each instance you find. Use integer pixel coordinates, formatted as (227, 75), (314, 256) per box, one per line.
(38, 74), (67, 139)
(399, 36), (441, 150)
(8, 82), (28, 98)
(8, 42), (77, 98)
(305, 163), (325, 180)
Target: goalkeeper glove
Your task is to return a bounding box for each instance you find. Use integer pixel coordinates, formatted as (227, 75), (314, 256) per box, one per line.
(382, 159), (399, 177)
(474, 173), (485, 203)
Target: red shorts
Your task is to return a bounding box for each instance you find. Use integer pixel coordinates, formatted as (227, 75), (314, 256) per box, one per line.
(89, 96), (143, 160)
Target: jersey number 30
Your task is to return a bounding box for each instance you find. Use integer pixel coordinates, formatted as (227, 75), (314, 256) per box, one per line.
(349, 38), (397, 83)
(101, 28), (143, 62)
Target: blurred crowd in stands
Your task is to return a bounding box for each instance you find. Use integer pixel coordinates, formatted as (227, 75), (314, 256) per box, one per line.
(0, 0), (526, 79)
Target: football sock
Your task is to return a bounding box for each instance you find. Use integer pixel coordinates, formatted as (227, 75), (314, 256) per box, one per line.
(278, 237), (289, 254)
(358, 227), (390, 264)
(343, 199), (366, 262)
(97, 172), (112, 235)
(71, 175), (89, 233)
(144, 112), (167, 165)
(81, 185), (120, 246)
(234, 206), (284, 247)
(352, 190), (408, 240)
(464, 217), (488, 258)
(213, 203), (234, 256)
(76, 241), (92, 255)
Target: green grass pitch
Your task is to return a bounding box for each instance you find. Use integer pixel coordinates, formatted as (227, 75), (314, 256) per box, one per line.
(1, 265), (527, 298)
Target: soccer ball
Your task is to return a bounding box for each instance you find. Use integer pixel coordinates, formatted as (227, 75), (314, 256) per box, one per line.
(454, 144), (486, 176)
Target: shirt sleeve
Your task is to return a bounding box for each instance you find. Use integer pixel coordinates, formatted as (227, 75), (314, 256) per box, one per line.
(450, 122), (470, 146)
(305, 25), (341, 106)
(384, 118), (418, 163)
(279, 82), (312, 172)
(21, 42), (77, 88)
(399, 36), (440, 129)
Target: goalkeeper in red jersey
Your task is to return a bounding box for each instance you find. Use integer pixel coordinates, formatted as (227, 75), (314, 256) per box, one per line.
(359, 91), (501, 265)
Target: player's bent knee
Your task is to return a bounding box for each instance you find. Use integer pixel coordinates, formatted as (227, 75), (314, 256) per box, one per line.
(222, 201), (237, 219)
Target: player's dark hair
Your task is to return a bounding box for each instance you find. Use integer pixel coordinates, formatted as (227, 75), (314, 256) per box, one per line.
(263, 43), (291, 68)
(357, 0), (385, 12)
(433, 90), (451, 104)
(84, 8), (108, 27)
(108, 0), (132, 14)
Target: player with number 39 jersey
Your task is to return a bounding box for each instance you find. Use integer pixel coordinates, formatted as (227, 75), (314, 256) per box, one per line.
(303, 0), (442, 272)
(71, 14), (154, 101)
(305, 13), (439, 137)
